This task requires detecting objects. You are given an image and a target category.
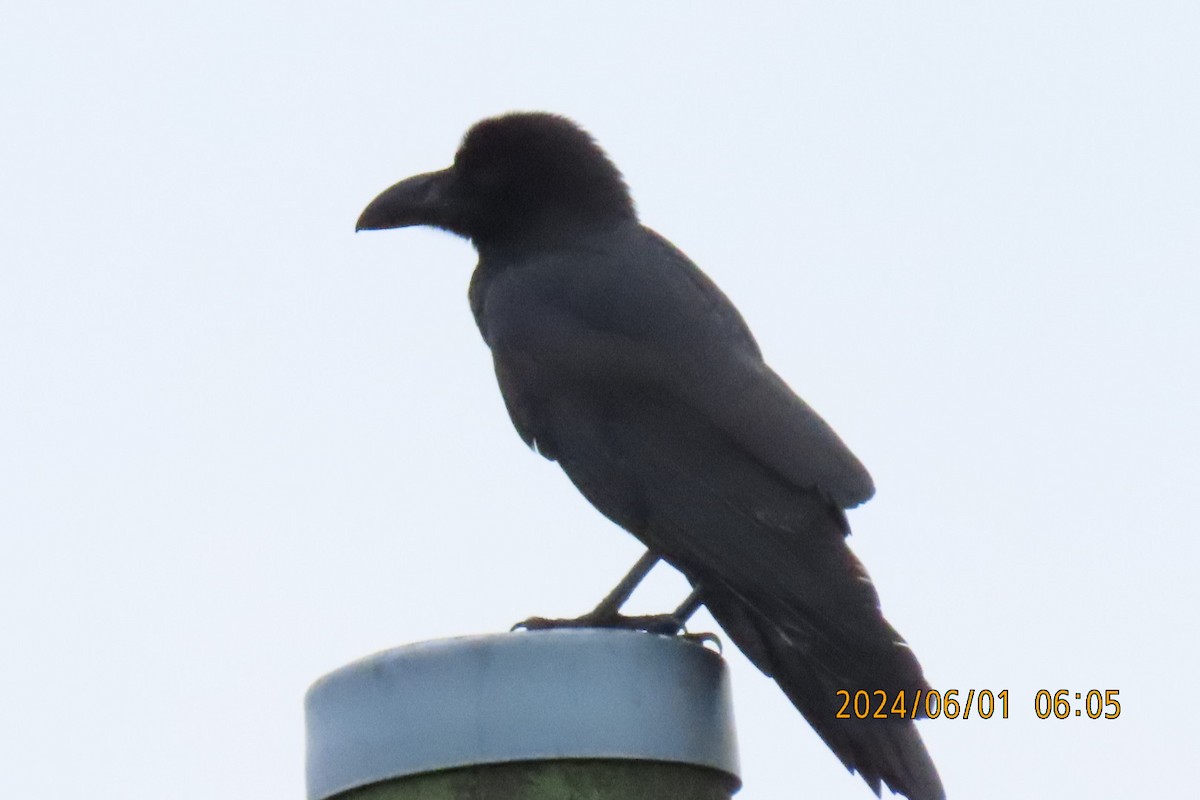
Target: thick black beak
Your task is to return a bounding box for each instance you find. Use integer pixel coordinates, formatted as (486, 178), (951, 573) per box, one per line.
(355, 168), (457, 232)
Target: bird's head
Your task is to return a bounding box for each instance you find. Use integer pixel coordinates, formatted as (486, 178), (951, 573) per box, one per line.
(356, 112), (636, 248)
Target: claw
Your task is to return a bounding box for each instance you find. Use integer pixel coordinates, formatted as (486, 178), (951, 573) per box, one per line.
(511, 611), (672, 633)
(680, 630), (723, 652)
(511, 615), (596, 632)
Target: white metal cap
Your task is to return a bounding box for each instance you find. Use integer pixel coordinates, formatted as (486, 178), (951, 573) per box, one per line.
(304, 629), (740, 799)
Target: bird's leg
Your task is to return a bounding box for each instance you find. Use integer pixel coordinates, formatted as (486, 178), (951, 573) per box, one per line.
(512, 550), (663, 631)
(512, 554), (720, 649)
(669, 586), (704, 629)
(668, 586), (722, 650)
(604, 585), (707, 636)
(587, 549), (662, 621)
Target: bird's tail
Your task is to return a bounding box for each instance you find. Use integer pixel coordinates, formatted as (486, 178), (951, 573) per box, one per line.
(700, 584), (945, 800)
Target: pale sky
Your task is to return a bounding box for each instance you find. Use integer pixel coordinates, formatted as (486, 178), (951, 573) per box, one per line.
(2, 3), (1196, 798)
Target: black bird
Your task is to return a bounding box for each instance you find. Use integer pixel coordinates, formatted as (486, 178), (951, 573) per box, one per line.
(357, 112), (944, 800)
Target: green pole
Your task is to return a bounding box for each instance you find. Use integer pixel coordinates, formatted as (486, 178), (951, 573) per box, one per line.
(341, 760), (737, 800)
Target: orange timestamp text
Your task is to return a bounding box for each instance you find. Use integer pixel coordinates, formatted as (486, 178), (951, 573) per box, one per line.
(836, 688), (1008, 720)
(836, 688), (1122, 720)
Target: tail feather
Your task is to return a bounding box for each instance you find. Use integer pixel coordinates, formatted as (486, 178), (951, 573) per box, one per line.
(700, 584), (945, 800)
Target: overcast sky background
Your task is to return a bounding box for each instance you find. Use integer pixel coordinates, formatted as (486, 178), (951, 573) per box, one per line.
(2, 3), (1196, 798)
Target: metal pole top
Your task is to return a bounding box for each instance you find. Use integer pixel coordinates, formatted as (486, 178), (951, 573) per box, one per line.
(305, 629), (741, 800)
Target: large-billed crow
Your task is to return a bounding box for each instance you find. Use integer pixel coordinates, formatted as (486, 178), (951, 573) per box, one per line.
(357, 112), (944, 800)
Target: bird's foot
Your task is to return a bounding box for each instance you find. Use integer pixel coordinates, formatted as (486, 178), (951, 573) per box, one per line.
(512, 611), (720, 649)
(681, 630), (723, 652)
(512, 610), (678, 634)
(510, 613), (596, 632)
